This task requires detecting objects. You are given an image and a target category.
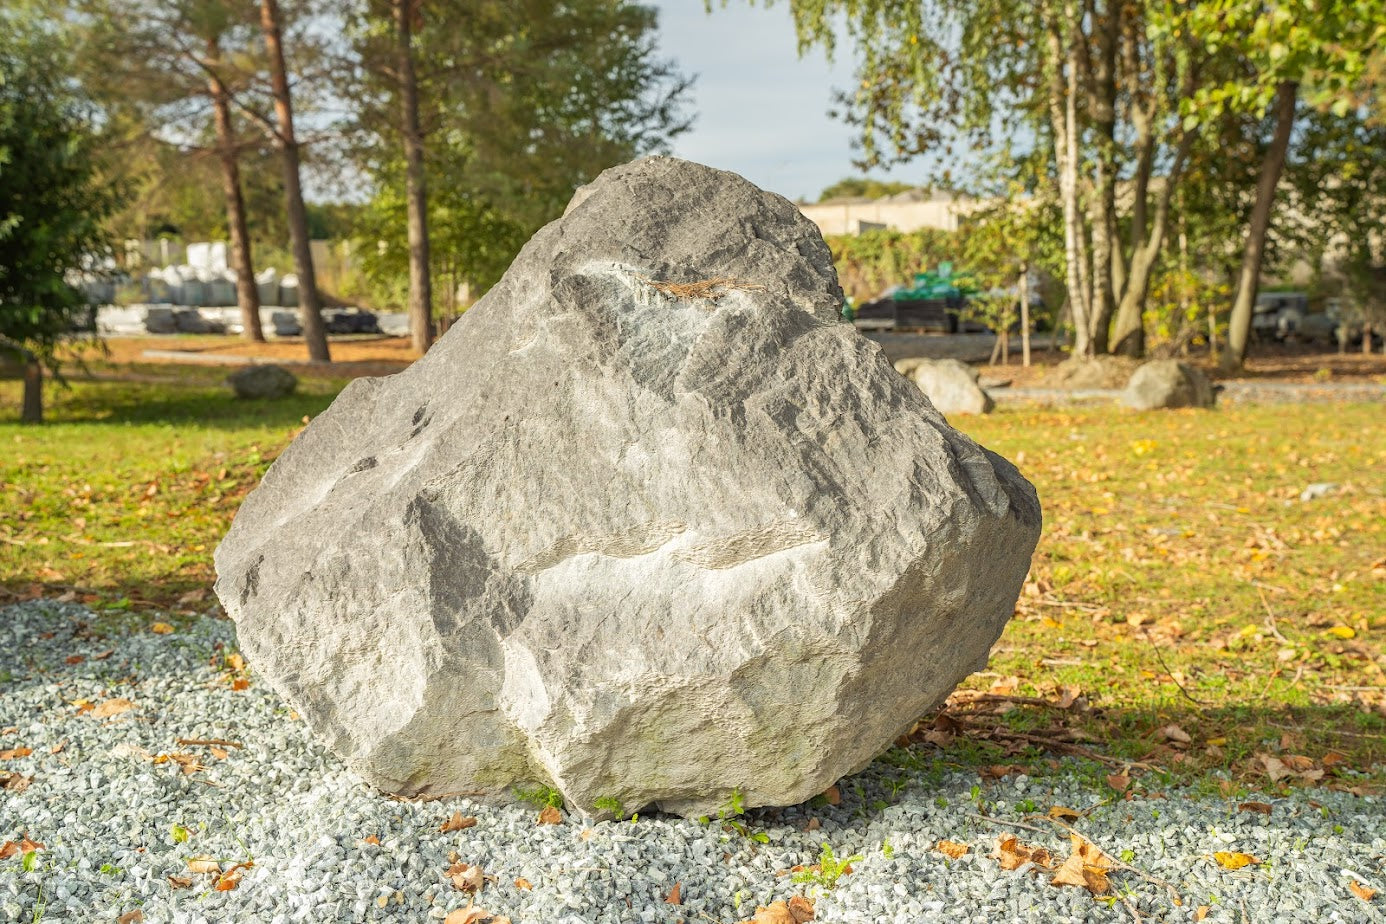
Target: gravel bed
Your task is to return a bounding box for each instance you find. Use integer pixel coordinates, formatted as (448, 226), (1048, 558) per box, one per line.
(2, 600), (1383, 923)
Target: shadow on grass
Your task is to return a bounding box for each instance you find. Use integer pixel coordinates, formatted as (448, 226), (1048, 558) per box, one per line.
(7, 377), (342, 430)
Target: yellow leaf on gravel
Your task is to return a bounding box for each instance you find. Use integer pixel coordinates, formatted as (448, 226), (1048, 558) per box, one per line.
(1050, 835), (1113, 895)
(91, 698), (135, 719)
(1213, 851), (1258, 870)
(1048, 805), (1082, 821)
(186, 857), (220, 874)
(936, 840), (969, 859)
(1349, 880), (1376, 902)
(444, 904), (510, 924)
(151, 623), (175, 634)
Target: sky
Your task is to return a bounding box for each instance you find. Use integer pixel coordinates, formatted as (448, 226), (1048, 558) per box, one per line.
(651, 2), (929, 202)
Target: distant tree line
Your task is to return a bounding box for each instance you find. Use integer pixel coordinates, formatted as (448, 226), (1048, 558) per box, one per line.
(784, 0), (1386, 368)
(1, 0), (691, 400)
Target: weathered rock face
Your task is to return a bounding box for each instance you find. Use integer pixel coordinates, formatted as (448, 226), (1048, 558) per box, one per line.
(894, 357), (995, 415)
(1122, 359), (1216, 410)
(1044, 355), (1138, 390)
(227, 364), (298, 399)
(214, 157), (1042, 818)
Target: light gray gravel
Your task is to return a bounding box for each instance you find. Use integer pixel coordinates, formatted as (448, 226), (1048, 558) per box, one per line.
(1, 600), (1383, 923)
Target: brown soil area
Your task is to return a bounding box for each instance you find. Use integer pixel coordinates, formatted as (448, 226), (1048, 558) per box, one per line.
(92, 335), (418, 380)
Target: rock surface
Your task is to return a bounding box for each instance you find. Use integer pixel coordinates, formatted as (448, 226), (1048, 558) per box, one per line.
(227, 364), (298, 399)
(1122, 359), (1216, 410)
(1044, 355), (1138, 389)
(215, 156), (1042, 818)
(894, 357), (995, 415)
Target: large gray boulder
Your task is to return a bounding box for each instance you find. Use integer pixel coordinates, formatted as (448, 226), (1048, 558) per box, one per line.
(894, 357), (995, 415)
(1122, 359), (1216, 410)
(227, 364), (298, 399)
(214, 156), (1042, 818)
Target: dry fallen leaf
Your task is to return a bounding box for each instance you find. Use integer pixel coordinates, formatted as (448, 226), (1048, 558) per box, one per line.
(151, 622), (175, 634)
(1213, 851), (1258, 870)
(1349, 880), (1376, 902)
(786, 896), (815, 922)
(537, 805), (562, 825)
(1238, 801), (1273, 816)
(936, 840), (969, 859)
(443, 903), (511, 924)
(186, 857), (221, 875)
(91, 698), (136, 719)
(1048, 805), (1082, 821)
(441, 811), (478, 833)
(230, 678), (250, 691)
(167, 875), (193, 889)
(1259, 754), (1291, 783)
(1162, 724), (1192, 745)
(360, 835), (380, 846)
(1105, 773), (1131, 791)
(65, 655), (84, 665)
(996, 835), (1053, 871)
(1050, 835), (1113, 895)
(0, 747), (33, 760)
(1194, 906), (1210, 921)
(665, 881), (682, 904)
(117, 911), (143, 924)
(742, 900), (799, 924)
(821, 785), (842, 806)
(0, 773), (32, 793)
(513, 877), (532, 891)
(449, 862), (484, 894)
(214, 861), (251, 891)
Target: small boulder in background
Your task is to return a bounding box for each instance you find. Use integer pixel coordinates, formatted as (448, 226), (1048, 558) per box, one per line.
(894, 357), (995, 415)
(227, 364), (297, 399)
(1122, 359), (1216, 410)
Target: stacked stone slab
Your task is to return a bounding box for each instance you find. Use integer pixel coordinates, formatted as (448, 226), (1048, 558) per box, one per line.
(215, 157), (1042, 818)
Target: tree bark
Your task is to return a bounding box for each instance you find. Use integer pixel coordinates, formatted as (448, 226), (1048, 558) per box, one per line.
(395, 0), (434, 354)
(260, 0), (330, 362)
(1225, 80), (1297, 369)
(21, 356), (42, 424)
(1047, 14), (1091, 356)
(1020, 266), (1032, 367)
(206, 36), (264, 343)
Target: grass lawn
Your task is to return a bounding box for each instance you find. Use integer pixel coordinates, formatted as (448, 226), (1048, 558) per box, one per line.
(2, 364), (1383, 798)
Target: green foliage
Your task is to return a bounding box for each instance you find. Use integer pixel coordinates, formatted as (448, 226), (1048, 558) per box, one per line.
(817, 176), (919, 202)
(791, 843), (864, 890)
(345, 0), (692, 306)
(0, 14), (119, 367)
(827, 228), (960, 302)
(592, 795), (627, 819)
(513, 783), (564, 809)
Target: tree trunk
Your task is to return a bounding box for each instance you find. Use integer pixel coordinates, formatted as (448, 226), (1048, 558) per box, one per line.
(1225, 80), (1297, 369)
(1047, 20), (1091, 357)
(395, 0), (434, 354)
(1019, 266), (1032, 367)
(207, 36), (264, 343)
(21, 356), (42, 424)
(260, 0), (330, 362)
